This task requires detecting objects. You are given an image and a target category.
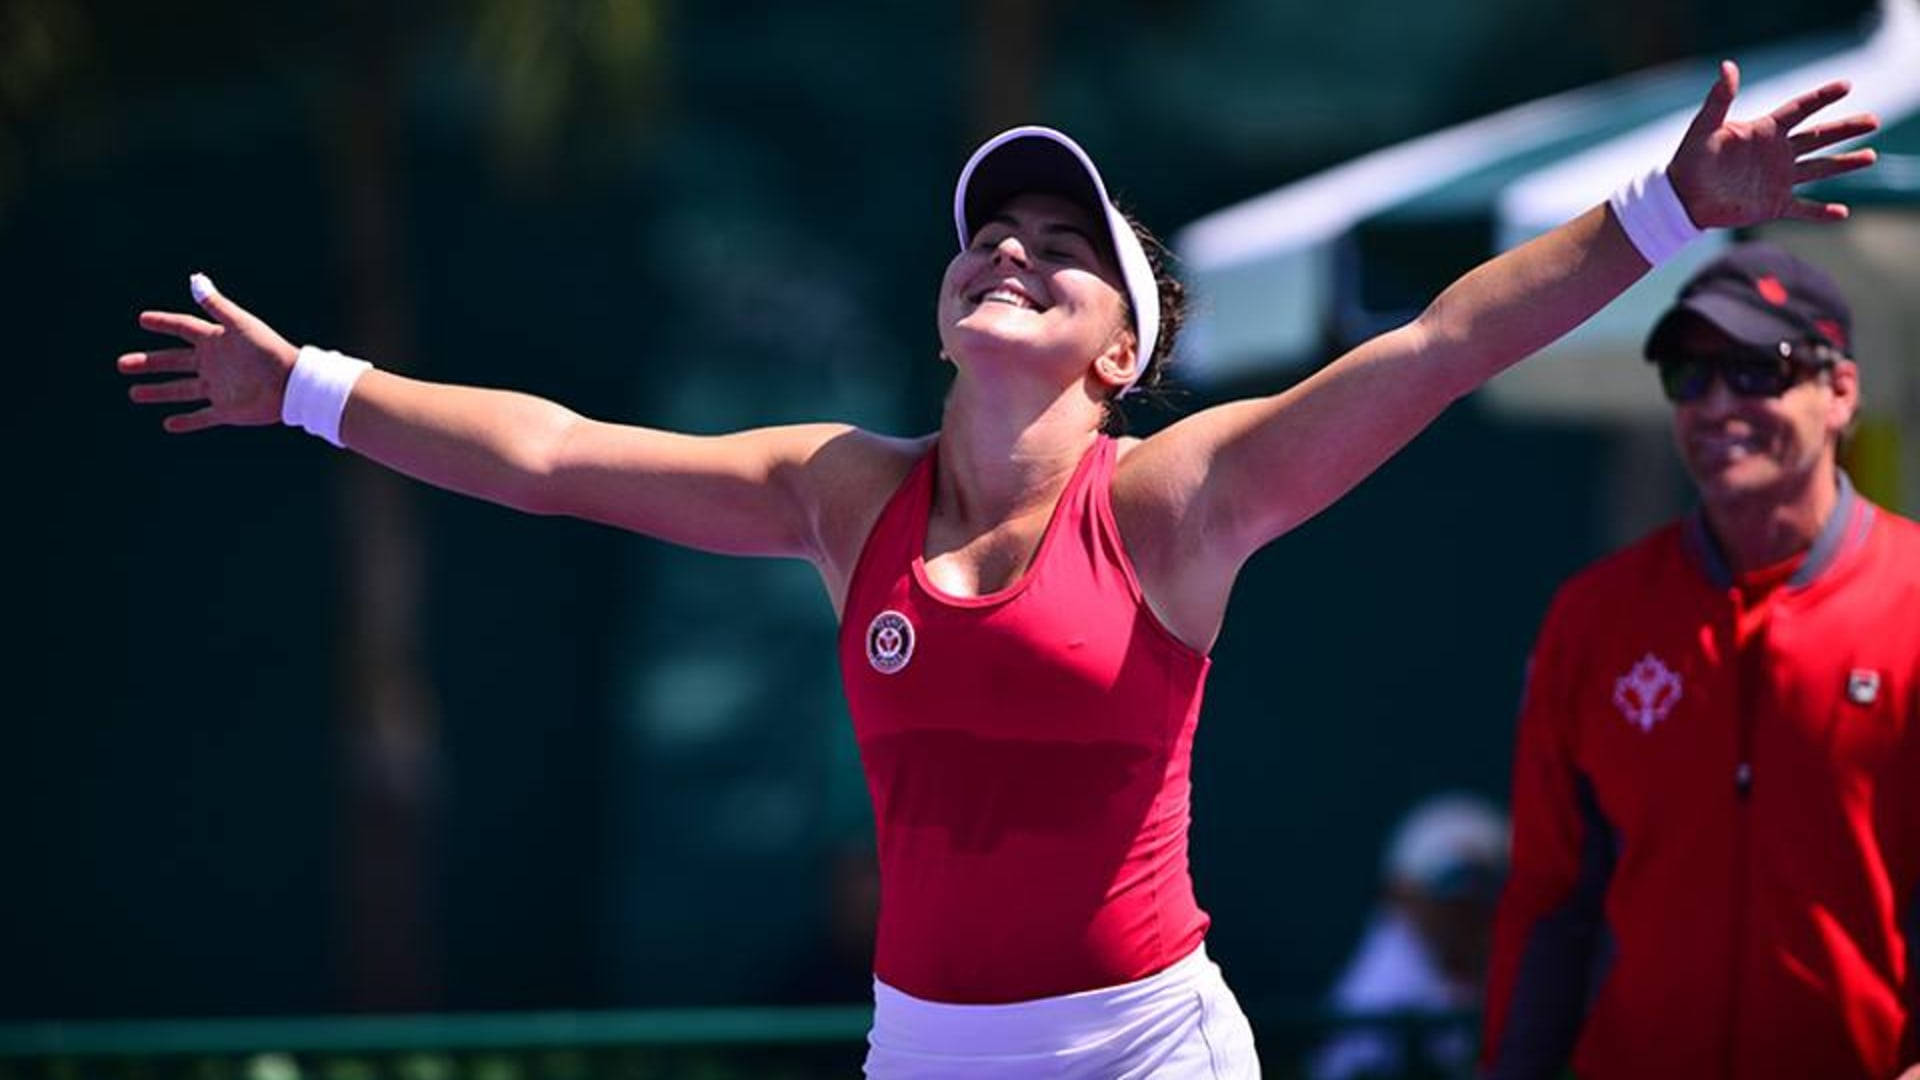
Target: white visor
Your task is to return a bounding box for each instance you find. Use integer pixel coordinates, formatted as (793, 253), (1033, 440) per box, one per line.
(952, 126), (1160, 395)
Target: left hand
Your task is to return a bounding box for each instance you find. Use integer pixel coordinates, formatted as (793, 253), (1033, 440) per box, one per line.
(1667, 59), (1879, 228)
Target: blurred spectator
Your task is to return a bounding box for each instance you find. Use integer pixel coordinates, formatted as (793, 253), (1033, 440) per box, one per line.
(1312, 794), (1508, 1080)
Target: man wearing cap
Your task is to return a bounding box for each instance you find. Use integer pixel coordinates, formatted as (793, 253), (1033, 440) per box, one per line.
(1482, 243), (1920, 1080)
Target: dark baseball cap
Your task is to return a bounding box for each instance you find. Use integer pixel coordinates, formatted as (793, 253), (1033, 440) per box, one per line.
(1644, 243), (1852, 360)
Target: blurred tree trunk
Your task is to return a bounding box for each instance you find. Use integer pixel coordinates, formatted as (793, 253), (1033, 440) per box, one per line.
(328, 0), (442, 1010)
(308, 0), (669, 1010)
(1588, 0), (1690, 70)
(971, 0), (1047, 136)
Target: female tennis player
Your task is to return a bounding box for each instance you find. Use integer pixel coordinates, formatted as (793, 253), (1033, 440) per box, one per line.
(121, 63), (1873, 1077)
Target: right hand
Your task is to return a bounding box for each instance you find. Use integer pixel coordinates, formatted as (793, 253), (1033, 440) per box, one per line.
(119, 274), (300, 434)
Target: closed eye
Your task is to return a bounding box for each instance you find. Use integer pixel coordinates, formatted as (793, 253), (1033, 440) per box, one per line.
(968, 223), (1010, 251)
(969, 216), (1101, 266)
(1039, 226), (1100, 266)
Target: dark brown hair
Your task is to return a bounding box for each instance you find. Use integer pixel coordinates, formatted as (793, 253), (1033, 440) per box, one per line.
(1102, 209), (1186, 436)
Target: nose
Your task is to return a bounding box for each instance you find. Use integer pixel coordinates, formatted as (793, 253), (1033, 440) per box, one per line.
(1675, 368), (1744, 431)
(1688, 370), (1740, 418)
(990, 233), (1031, 268)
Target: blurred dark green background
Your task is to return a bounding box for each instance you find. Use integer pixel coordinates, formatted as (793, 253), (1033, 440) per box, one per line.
(4, 0), (1872, 1023)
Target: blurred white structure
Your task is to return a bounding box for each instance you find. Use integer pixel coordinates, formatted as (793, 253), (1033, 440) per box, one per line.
(1178, 0), (1920, 521)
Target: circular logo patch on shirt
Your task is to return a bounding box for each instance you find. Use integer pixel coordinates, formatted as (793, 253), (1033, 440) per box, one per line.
(866, 610), (915, 675)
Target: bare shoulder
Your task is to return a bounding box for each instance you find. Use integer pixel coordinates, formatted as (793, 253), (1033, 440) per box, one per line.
(793, 426), (933, 615)
(1109, 429), (1241, 654)
(1109, 421), (1232, 553)
(788, 424), (929, 502)
(807, 423), (930, 465)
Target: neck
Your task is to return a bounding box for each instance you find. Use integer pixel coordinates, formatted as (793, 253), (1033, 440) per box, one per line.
(934, 371), (1104, 527)
(1700, 464), (1841, 573)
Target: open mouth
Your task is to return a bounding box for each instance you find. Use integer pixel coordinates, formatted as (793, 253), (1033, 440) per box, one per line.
(971, 282), (1046, 312)
(1689, 430), (1764, 461)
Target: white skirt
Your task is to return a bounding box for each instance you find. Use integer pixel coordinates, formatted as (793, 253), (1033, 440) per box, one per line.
(864, 943), (1261, 1078)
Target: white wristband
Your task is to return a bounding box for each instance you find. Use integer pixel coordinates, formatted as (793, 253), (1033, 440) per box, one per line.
(1608, 167), (1703, 267)
(283, 346), (372, 448)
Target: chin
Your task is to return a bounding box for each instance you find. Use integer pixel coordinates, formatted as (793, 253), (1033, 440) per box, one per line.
(950, 317), (1051, 360)
(955, 306), (1038, 339)
(1689, 460), (1790, 509)
(946, 324), (1014, 360)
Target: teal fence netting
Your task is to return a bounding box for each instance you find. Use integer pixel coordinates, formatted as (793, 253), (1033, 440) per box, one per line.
(0, 1006), (1481, 1080)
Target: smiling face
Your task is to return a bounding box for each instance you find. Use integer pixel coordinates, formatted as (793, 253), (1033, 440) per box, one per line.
(936, 192), (1137, 394)
(1666, 313), (1858, 513)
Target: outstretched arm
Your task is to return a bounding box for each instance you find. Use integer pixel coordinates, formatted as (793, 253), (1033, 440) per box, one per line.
(1134, 63), (1876, 565)
(119, 280), (903, 563)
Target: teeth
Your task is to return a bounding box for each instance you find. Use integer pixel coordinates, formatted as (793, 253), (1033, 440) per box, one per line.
(981, 288), (1038, 310)
(1695, 434), (1756, 458)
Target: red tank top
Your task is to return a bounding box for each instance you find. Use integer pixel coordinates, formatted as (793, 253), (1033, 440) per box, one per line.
(838, 435), (1212, 1004)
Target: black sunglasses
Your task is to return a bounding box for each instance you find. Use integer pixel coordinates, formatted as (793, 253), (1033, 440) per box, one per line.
(1652, 340), (1839, 404)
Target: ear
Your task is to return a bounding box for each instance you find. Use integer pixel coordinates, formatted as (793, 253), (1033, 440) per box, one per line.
(1091, 330), (1140, 392)
(1826, 359), (1861, 434)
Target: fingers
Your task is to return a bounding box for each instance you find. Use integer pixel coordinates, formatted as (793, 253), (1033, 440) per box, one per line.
(139, 310), (222, 343)
(162, 407), (221, 435)
(1769, 79), (1851, 131)
(189, 272), (254, 330)
(128, 373), (221, 435)
(1794, 148), (1878, 184)
(1783, 198), (1850, 223)
(117, 348), (196, 375)
(1788, 113), (1880, 155)
(127, 377), (206, 406)
(1683, 60), (1739, 144)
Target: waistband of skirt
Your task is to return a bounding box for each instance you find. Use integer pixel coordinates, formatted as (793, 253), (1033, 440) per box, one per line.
(869, 942), (1217, 1054)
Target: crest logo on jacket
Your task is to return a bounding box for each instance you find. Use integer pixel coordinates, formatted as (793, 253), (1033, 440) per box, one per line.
(1613, 653), (1682, 732)
(1846, 668), (1880, 706)
(866, 610), (915, 675)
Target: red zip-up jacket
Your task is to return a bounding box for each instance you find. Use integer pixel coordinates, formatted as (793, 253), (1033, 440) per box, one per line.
(1483, 477), (1920, 1079)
